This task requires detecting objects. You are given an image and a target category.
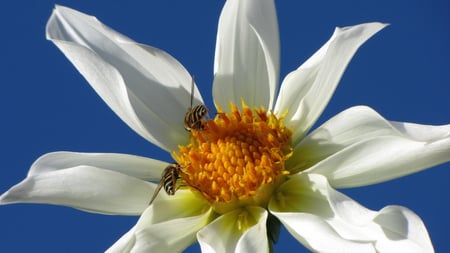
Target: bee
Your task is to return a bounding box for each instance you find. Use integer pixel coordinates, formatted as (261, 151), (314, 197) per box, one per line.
(184, 76), (208, 131)
(148, 163), (182, 205)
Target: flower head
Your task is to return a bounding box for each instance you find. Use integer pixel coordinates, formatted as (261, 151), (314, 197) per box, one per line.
(174, 101), (292, 212)
(1, 1), (450, 253)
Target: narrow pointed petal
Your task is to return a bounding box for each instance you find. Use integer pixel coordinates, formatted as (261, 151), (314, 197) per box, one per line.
(274, 23), (387, 142)
(0, 166), (151, 215)
(289, 106), (450, 187)
(390, 121), (450, 141)
(46, 6), (201, 151)
(105, 225), (137, 253)
(0, 152), (168, 215)
(198, 207), (269, 253)
(27, 151), (167, 180)
(270, 174), (434, 253)
(213, 0), (279, 110)
(107, 191), (212, 253)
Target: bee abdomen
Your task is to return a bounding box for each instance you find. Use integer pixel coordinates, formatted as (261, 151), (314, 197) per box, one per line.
(184, 104), (208, 131)
(162, 163), (181, 195)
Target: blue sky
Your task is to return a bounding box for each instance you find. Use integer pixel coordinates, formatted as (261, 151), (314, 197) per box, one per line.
(0, 1), (449, 252)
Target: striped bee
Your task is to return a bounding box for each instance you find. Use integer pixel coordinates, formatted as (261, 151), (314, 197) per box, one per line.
(184, 77), (208, 131)
(148, 163), (182, 205)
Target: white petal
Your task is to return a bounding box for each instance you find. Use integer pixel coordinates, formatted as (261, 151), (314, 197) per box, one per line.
(235, 209), (270, 253)
(133, 213), (210, 252)
(213, 0), (279, 110)
(275, 212), (376, 253)
(27, 151), (167, 180)
(292, 106), (450, 187)
(46, 6), (200, 151)
(270, 173), (434, 253)
(106, 225), (137, 253)
(390, 121), (450, 141)
(274, 23), (387, 142)
(0, 167), (151, 215)
(107, 191), (212, 253)
(198, 207), (269, 253)
(143, 189), (211, 224)
(288, 105), (407, 171)
(373, 206), (434, 253)
(0, 152), (170, 214)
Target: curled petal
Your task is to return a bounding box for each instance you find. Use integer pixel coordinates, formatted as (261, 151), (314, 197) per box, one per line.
(198, 206), (269, 253)
(373, 206), (435, 252)
(289, 106), (450, 187)
(274, 23), (387, 142)
(213, 0), (279, 110)
(270, 174), (434, 253)
(106, 191), (212, 253)
(46, 6), (201, 151)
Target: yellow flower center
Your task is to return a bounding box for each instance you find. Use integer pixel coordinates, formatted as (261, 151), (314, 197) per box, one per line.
(173, 101), (292, 213)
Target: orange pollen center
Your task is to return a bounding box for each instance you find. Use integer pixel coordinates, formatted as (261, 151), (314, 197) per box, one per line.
(173, 102), (292, 212)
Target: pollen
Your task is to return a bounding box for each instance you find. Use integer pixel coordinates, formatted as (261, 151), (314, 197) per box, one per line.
(173, 101), (292, 213)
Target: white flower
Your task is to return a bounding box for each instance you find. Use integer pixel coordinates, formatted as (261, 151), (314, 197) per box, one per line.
(2, 1), (449, 253)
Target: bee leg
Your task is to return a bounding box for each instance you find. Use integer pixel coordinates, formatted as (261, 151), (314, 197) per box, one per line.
(148, 181), (164, 205)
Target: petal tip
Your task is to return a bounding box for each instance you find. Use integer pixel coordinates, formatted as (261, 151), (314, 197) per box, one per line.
(0, 190), (15, 205)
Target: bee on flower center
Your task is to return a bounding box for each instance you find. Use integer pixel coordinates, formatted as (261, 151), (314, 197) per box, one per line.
(184, 76), (208, 131)
(148, 163), (182, 205)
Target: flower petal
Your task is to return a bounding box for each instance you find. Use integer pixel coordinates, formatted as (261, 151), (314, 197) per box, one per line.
(132, 213), (211, 252)
(274, 23), (387, 142)
(373, 206), (435, 252)
(107, 190), (212, 253)
(105, 225), (137, 253)
(270, 173), (434, 253)
(390, 121), (450, 142)
(0, 152), (168, 215)
(213, 0), (279, 110)
(290, 106), (450, 187)
(198, 206), (269, 253)
(288, 106), (403, 171)
(46, 5), (200, 151)
(27, 151), (167, 180)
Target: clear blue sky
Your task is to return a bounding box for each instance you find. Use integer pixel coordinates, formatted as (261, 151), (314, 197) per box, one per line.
(0, 1), (449, 252)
